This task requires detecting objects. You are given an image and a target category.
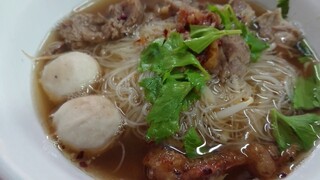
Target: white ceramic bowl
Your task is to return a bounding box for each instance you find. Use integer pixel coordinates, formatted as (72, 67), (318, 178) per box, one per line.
(0, 0), (319, 179)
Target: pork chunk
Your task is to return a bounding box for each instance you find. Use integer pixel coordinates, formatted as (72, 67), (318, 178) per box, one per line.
(58, 13), (106, 47)
(144, 143), (279, 180)
(102, 0), (144, 39)
(58, 0), (144, 48)
(144, 146), (247, 179)
(255, 9), (302, 47)
(221, 35), (250, 77)
(201, 35), (250, 80)
(230, 0), (256, 24)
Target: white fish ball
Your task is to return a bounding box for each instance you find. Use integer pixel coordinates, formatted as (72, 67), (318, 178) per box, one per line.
(52, 95), (123, 152)
(40, 51), (100, 102)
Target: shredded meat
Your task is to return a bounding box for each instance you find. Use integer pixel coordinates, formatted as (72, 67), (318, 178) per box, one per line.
(255, 9), (302, 47)
(58, 0), (144, 48)
(144, 143), (279, 180)
(230, 0), (256, 24)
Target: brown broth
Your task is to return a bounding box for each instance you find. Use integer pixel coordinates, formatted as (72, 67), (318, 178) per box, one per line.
(85, 131), (150, 179)
(33, 0), (311, 179)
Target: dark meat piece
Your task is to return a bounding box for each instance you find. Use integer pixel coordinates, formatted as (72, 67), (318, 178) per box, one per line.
(255, 9), (282, 40)
(58, 13), (106, 47)
(58, 0), (144, 48)
(144, 143), (278, 179)
(255, 9), (302, 47)
(102, 0), (144, 39)
(230, 0), (256, 24)
(202, 35), (250, 80)
(220, 35), (250, 78)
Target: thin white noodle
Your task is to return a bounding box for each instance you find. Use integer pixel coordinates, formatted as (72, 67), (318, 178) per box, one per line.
(215, 97), (254, 120)
(112, 141), (125, 173)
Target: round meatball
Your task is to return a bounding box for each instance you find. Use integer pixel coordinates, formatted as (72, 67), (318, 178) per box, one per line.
(40, 51), (100, 102)
(52, 95), (123, 152)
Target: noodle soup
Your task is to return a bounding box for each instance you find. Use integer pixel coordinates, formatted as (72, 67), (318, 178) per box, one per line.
(33, 0), (320, 179)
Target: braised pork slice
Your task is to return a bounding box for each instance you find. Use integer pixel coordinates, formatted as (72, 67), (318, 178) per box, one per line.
(58, 0), (144, 48)
(255, 9), (302, 47)
(144, 143), (277, 179)
(230, 0), (256, 24)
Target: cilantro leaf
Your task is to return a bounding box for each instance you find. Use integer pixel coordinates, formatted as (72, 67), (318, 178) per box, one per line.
(139, 76), (162, 104)
(185, 69), (208, 91)
(243, 29), (269, 62)
(293, 77), (320, 110)
(181, 90), (200, 112)
(296, 39), (320, 79)
(271, 109), (301, 151)
(208, 5), (239, 30)
(139, 39), (167, 74)
(272, 120), (295, 151)
(183, 128), (203, 158)
(139, 32), (209, 79)
(293, 39), (320, 110)
(185, 25), (241, 54)
(163, 31), (187, 51)
(271, 109), (320, 151)
(147, 120), (180, 142)
(146, 78), (192, 142)
(140, 32), (210, 142)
